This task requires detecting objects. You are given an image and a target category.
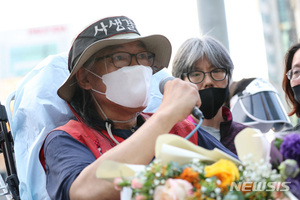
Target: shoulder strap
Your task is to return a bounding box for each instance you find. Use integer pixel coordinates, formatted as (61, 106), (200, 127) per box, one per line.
(39, 120), (124, 171)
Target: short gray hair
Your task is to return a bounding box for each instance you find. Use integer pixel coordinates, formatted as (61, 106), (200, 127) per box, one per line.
(172, 36), (234, 82)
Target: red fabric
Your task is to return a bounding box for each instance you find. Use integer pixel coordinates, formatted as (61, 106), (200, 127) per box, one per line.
(39, 120), (122, 171)
(222, 106), (232, 121)
(169, 119), (198, 144)
(40, 113), (198, 170)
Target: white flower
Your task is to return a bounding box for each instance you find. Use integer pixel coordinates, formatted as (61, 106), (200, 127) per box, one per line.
(210, 192), (216, 198)
(153, 179), (160, 185)
(214, 187), (221, 194)
(206, 178), (212, 183)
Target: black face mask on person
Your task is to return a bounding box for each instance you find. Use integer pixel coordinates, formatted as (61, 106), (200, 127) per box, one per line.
(198, 86), (229, 119)
(292, 84), (300, 104)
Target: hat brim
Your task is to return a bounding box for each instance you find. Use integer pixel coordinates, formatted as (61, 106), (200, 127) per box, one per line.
(58, 33), (172, 101)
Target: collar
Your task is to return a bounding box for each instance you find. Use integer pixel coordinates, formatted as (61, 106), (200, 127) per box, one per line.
(222, 106), (232, 121)
(220, 106), (233, 137)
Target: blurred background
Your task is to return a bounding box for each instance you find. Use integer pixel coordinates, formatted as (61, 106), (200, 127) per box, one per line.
(0, 0), (300, 174)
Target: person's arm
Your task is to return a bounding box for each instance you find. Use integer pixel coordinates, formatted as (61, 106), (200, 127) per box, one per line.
(44, 131), (99, 200)
(69, 78), (201, 200)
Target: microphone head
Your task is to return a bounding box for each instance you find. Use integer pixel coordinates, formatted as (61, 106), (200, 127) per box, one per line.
(159, 76), (175, 94)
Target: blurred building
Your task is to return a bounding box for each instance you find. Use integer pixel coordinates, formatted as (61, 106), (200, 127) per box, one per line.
(258, 0), (300, 123)
(0, 25), (71, 78)
(0, 24), (72, 103)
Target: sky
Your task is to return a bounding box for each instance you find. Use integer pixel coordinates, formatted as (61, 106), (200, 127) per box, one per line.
(0, 0), (268, 81)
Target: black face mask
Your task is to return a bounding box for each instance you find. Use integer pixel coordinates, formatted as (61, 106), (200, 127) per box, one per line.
(198, 87), (229, 119)
(292, 84), (300, 104)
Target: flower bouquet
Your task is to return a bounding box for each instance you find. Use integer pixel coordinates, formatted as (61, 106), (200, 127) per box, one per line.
(96, 128), (298, 200)
(273, 131), (300, 199)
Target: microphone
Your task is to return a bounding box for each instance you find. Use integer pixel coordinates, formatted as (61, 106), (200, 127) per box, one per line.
(159, 77), (204, 120)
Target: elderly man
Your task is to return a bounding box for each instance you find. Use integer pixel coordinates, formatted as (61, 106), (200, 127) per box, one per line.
(40, 16), (235, 199)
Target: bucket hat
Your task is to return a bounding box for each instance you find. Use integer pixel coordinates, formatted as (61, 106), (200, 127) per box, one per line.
(58, 16), (172, 101)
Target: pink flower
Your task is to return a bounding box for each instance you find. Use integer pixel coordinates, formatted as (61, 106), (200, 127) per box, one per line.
(153, 178), (193, 200)
(131, 178), (143, 189)
(113, 177), (123, 191)
(135, 195), (147, 200)
(271, 182), (290, 200)
(272, 191), (284, 199)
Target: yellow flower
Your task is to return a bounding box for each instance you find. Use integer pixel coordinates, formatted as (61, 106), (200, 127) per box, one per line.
(204, 159), (240, 189)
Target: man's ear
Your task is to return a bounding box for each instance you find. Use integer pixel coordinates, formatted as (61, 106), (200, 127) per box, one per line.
(76, 68), (92, 90)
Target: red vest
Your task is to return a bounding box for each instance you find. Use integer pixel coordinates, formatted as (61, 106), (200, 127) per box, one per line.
(39, 113), (198, 169)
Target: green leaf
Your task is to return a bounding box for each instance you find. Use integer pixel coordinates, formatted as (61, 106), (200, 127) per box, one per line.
(274, 138), (283, 150)
(223, 191), (245, 200)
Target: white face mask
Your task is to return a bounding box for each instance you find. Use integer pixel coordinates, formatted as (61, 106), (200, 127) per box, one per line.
(86, 65), (153, 108)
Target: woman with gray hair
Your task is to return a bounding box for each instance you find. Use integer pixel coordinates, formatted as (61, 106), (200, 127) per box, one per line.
(172, 36), (247, 155)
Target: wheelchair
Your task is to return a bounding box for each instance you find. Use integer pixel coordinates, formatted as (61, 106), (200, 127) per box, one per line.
(0, 101), (19, 200)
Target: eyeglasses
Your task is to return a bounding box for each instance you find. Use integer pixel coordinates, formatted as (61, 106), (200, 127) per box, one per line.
(286, 68), (300, 80)
(183, 68), (227, 84)
(95, 51), (155, 68)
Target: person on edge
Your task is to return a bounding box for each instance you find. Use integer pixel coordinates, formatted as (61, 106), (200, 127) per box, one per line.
(39, 16), (238, 200)
(172, 36), (247, 155)
(282, 43), (300, 131)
